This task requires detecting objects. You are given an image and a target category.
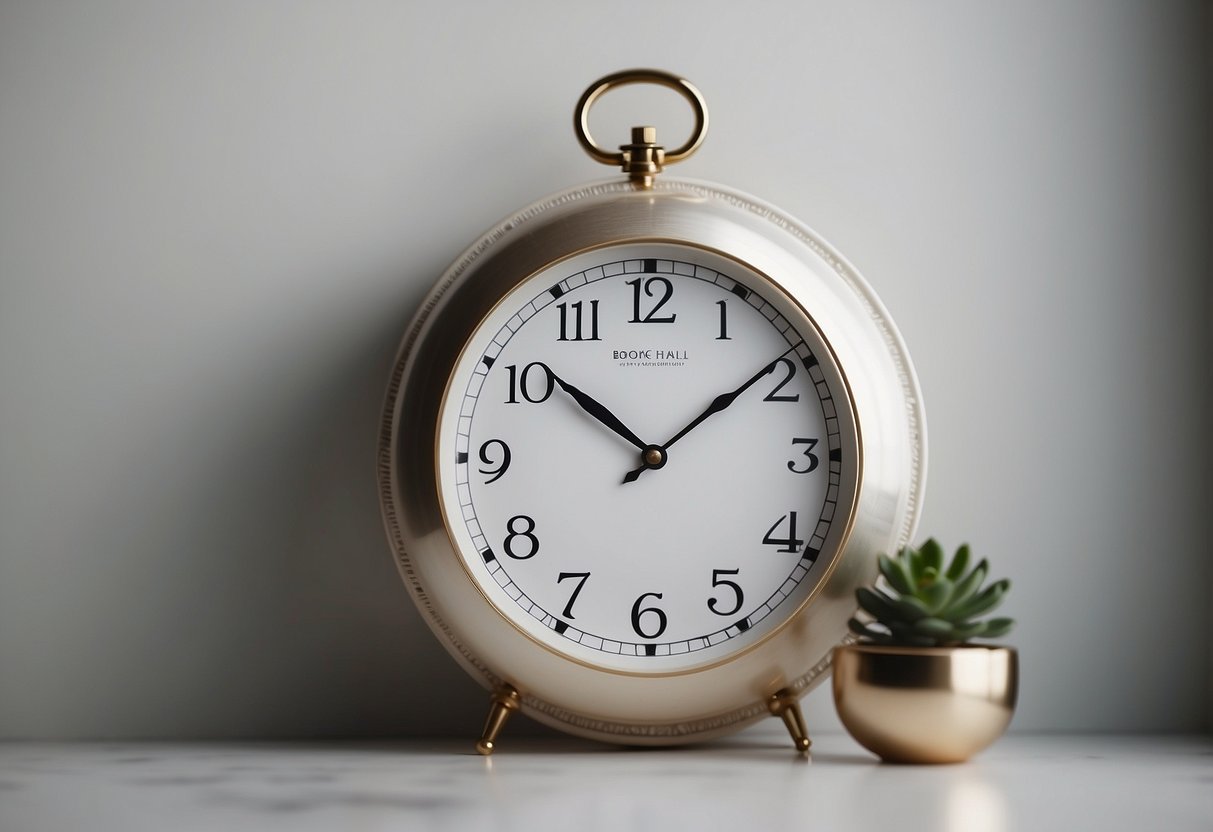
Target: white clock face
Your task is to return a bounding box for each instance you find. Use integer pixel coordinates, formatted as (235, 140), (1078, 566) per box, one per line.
(437, 242), (858, 673)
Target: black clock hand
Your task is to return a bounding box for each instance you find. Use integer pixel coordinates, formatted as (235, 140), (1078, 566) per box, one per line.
(545, 365), (648, 451)
(622, 344), (801, 483)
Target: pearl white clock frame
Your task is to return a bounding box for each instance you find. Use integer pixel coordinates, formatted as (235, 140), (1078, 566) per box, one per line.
(379, 177), (926, 747)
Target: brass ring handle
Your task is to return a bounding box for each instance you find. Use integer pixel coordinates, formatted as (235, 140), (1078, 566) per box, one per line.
(574, 69), (709, 167)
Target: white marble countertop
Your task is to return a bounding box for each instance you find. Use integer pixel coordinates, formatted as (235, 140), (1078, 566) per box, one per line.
(1, 734), (1209, 832)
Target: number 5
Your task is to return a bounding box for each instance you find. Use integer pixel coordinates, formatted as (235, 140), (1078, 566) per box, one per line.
(707, 569), (744, 616)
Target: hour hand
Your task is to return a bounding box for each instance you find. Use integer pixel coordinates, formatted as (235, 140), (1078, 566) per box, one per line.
(545, 365), (648, 451)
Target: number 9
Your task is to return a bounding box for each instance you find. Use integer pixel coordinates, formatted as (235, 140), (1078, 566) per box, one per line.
(478, 439), (512, 484)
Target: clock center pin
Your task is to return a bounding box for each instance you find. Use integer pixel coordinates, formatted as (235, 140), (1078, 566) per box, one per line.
(643, 445), (667, 468)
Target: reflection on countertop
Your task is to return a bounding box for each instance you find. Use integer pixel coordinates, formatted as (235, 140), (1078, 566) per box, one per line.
(1, 734), (1209, 832)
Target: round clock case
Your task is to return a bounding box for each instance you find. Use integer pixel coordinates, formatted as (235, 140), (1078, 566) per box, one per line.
(379, 75), (925, 749)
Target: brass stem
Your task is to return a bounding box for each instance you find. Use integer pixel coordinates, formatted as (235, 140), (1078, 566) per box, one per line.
(476, 683), (522, 756)
(768, 688), (811, 754)
(621, 126), (664, 189)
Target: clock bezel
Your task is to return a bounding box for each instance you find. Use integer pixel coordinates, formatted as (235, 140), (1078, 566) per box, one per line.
(434, 238), (863, 677)
(379, 177), (927, 743)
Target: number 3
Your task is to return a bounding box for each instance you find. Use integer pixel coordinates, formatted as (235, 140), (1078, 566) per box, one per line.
(788, 437), (819, 473)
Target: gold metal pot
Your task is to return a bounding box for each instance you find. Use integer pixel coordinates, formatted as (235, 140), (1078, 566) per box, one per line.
(832, 644), (1018, 764)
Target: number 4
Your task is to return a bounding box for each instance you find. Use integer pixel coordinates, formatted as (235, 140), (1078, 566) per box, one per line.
(762, 511), (804, 554)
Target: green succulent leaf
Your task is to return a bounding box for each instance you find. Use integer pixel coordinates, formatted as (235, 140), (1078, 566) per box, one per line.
(856, 587), (902, 622)
(890, 593), (932, 622)
(912, 617), (954, 637)
(860, 543), (1013, 646)
(940, 559), (989, 616)
(919, 577), (954, 613)
(947, 579), (1010, 621)
(848, 618), (893, 644)
(981, 618), (1015, 639)
(949, 620), (988, 640)
(888, 620), (947, 647)
(878, 553), (915, 595)
(920, 539), (945, 577)
(905, 544), (926, 583)
(945, 544), (971, 581)
(861, 588), (933, 625)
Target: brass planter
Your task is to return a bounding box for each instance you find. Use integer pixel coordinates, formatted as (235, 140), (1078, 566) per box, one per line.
(832, 644), (1018, 764)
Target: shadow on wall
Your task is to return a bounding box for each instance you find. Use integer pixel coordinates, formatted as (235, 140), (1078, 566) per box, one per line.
(50, 258), (558, 741)
(0, 103), (579, 742)
(197, 269), (557, 740)
(225, 285), (485, 739)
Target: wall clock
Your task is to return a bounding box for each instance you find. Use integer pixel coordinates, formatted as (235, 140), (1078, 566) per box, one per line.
(379, 70), (925, 754)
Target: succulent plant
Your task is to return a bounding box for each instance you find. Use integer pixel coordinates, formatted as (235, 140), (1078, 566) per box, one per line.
(848, 539), (1014, 647)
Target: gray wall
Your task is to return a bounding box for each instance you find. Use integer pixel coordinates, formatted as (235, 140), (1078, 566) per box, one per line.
(0, 1), (1208, 740)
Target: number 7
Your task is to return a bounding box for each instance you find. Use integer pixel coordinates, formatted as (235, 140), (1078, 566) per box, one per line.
(557, 572), (591, 619)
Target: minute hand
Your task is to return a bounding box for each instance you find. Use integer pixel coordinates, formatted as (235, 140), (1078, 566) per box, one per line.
(664, 360), (782, 450)
(623, 345), (800, 483)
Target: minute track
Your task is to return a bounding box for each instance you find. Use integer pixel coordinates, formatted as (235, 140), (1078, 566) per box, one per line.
(463, 552), (817, 656)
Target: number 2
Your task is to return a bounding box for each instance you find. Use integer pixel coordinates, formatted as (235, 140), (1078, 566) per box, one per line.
(763, 358), (799, 402)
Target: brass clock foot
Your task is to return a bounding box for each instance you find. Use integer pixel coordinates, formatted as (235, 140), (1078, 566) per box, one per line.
(768, 688), (811, 754)
(475, 683), (521, 756)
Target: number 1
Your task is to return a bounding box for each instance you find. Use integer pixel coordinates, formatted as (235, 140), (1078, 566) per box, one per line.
(715, 300), (731, 340)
